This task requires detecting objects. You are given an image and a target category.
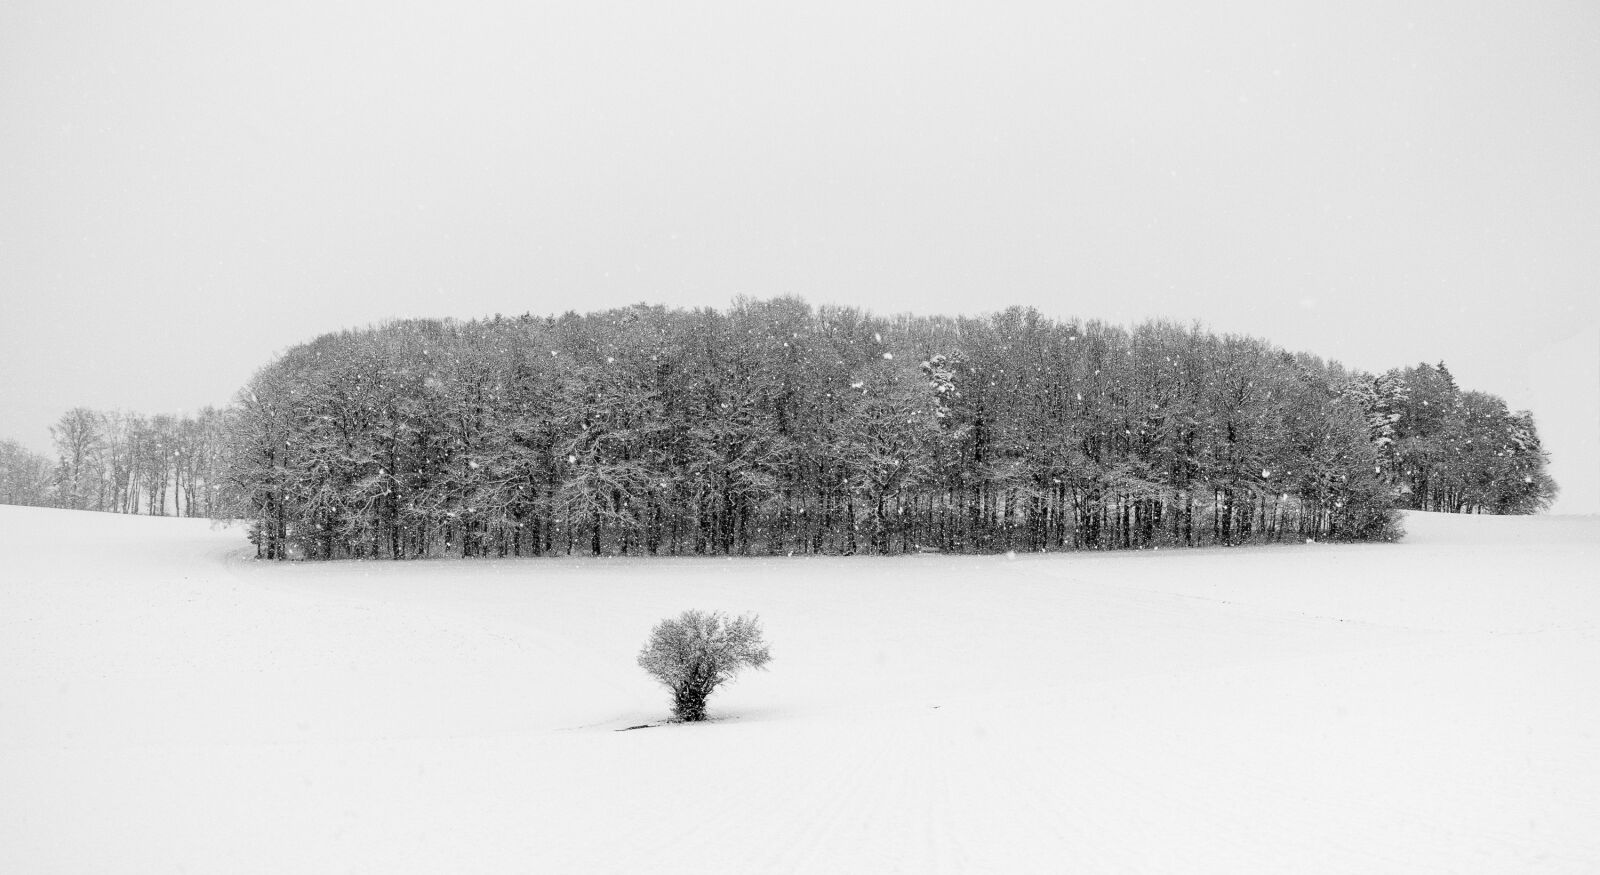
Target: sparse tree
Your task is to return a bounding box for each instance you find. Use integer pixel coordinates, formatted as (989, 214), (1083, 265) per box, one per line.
(51, 407), (104, 510)
(637, 610), (771, 722)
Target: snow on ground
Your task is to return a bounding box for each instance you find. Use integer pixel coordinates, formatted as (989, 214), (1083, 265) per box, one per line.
(2, 507), (1596, 873)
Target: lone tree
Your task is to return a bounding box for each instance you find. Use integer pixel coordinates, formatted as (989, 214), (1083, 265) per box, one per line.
(637, 610), (771, 722)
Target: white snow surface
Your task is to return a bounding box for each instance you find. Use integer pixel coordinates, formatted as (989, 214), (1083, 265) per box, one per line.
(2, 507), (1597, 873)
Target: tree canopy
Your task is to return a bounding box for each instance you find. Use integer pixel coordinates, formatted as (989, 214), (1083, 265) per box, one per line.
(1, 300), (1557, 546)
(219, 298), (1554, 560)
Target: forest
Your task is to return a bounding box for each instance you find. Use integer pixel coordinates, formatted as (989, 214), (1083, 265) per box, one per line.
(0, 300), (1555, 556)
(209, 298), (1554, 559)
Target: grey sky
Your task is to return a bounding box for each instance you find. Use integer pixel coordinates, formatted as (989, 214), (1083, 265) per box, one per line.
(2, 0), (1597, 510)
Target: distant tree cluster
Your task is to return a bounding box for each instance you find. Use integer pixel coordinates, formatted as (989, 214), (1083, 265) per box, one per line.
(2, 301), (1557, 546)
(0, 407), (235, 516)
(0, 439), (56, 507)
(1349, 362), (1557, 514)
(226, 297), (1540, 561)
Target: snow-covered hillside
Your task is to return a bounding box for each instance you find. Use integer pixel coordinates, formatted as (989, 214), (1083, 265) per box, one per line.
(2, 506), (1596, 873)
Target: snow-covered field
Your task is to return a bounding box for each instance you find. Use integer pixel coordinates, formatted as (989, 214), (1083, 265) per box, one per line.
(2, 507), (1596, 873)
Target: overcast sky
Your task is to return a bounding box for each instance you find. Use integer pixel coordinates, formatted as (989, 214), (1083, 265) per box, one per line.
(2, 0), (1596, 511)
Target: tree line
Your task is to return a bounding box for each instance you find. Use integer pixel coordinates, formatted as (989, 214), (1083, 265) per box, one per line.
(1, 299), (1554, 549)
(220, 299), (1553, 560)
(0, 407), (233, 516)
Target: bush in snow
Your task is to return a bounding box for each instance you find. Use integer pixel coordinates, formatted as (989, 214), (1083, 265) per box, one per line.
(637, 610), (771, 722)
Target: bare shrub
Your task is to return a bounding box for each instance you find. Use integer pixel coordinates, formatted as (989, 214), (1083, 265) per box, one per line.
(637, 610), (771, 722)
